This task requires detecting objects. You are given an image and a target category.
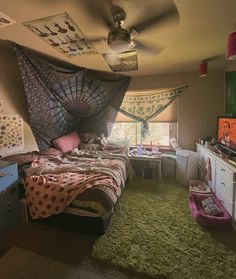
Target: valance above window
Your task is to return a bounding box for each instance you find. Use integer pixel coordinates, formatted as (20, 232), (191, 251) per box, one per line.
(116, 86), (189, 140)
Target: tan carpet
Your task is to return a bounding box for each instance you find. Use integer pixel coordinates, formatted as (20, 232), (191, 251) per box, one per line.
(0, 246), (111, 279)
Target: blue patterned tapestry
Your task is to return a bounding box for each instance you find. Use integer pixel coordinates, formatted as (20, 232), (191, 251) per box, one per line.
(11, 42), (130, 150)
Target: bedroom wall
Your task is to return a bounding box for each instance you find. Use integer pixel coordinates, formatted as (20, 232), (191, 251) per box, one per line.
(0, 39), (225, 154)
(129, 70), (225, 150)
(0, 40), (38, 156)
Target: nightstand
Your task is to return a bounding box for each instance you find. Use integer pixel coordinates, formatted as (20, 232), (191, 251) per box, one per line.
(128, 155), (162, 180)
(0, 160), (20, 236)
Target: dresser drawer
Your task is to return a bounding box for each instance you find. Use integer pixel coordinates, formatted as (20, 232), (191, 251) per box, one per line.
(216, 160), (236, 181)
(215, 186), (234, 216)
(215, 171), (235, 200)
(0, 163), (18, 192)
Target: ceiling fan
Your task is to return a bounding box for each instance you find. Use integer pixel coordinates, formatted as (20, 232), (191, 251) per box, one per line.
(86, 0), (180, 55)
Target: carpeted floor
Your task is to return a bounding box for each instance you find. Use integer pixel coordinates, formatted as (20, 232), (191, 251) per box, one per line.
(92, 177), (236, 279)
(0, 246), (112, 279)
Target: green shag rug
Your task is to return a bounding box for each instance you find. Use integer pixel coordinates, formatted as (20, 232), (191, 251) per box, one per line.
(92, 177), (236, 279)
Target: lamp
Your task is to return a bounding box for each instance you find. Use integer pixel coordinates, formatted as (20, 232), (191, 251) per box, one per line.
(226, 31), (236, 60)
(199, 61), (207, 78)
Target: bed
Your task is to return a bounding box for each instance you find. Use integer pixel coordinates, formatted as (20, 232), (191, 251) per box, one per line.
(3, 145), (134, 235)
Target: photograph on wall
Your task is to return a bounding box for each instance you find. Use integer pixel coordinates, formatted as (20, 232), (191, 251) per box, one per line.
(0, 11), (16, 28)
(0, 100), (3, 113)
(103, 50), (138, 72)
(24, 12), (98, 57)
(0, 114), (24, 155)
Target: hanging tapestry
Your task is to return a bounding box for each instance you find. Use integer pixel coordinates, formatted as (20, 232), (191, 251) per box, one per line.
(119, 86), (188, 140)
(11, 42), (130, 150)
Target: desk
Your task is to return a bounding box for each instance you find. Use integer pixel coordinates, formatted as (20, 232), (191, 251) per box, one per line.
(128, 155), (162, 180)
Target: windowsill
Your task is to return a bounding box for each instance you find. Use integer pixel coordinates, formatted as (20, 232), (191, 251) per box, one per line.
(130, 145), (175, 154)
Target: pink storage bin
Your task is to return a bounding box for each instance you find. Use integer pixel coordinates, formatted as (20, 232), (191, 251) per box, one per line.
(189, 192), (232, 230)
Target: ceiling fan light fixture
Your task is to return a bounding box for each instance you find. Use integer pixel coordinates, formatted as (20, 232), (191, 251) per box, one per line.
(108, 28), (131, 53)
(226, 31), (236, 60)
(199, 61), (207, 78)
(109, 39), (130, 52)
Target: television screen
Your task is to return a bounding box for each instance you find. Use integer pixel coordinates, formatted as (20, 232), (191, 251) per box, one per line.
(217, 117), (236, 153)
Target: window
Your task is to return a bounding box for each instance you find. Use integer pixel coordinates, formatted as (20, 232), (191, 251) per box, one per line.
(109, 122), (177, 147)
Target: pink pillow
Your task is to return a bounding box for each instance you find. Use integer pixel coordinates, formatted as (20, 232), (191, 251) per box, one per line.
(52, 131), (80, 153)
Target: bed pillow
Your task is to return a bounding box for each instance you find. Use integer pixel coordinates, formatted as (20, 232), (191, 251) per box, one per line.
(52, 131), (81, 153)
(107, 138), (131, 154)
(201, 196), (222, 216)
(79, 132), (98, 144)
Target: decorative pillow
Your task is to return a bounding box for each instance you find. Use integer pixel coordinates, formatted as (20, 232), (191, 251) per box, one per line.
(52, 131), (80, 153)
(79, 143), (102, 151)
(107, 138), (130, 154)
(98, 133), (107, 147)
(79, 133), (98, 144)
(201, 197), (222, 216)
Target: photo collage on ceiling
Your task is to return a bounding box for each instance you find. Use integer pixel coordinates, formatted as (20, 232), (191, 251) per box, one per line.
(24, 12), (98, 57)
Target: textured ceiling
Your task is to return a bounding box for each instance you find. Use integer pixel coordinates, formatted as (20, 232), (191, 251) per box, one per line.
(1, 0), (236, 76)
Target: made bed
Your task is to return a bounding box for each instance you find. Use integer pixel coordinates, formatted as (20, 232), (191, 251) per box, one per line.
(3, 145), (134, 235)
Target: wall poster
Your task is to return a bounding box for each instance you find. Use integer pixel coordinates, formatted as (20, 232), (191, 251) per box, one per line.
(0, 100), (3, 113)
(0, 11), (16, 28)
(24, 12), (97, 57)
(0, 114), (24, 155)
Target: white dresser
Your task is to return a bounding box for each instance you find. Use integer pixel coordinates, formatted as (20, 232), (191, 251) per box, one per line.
(196, 144), (236, 227)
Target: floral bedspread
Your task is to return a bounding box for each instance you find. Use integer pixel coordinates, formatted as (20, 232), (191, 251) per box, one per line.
(24, 152), (131, 219)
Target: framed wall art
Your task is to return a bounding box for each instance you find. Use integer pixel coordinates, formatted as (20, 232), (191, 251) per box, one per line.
(0, 114), (24, 155)
(103, 50), (138, 72)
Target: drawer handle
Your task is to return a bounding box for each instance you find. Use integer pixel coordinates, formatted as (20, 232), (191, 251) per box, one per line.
(221, 168), (225, 172)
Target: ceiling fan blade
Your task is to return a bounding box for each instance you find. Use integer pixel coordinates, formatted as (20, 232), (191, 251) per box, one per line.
(134, 40), (164, 56)
(89, 37), (106, 44)
(129, 4), (179, 33)
(83, 0), (114, 29)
